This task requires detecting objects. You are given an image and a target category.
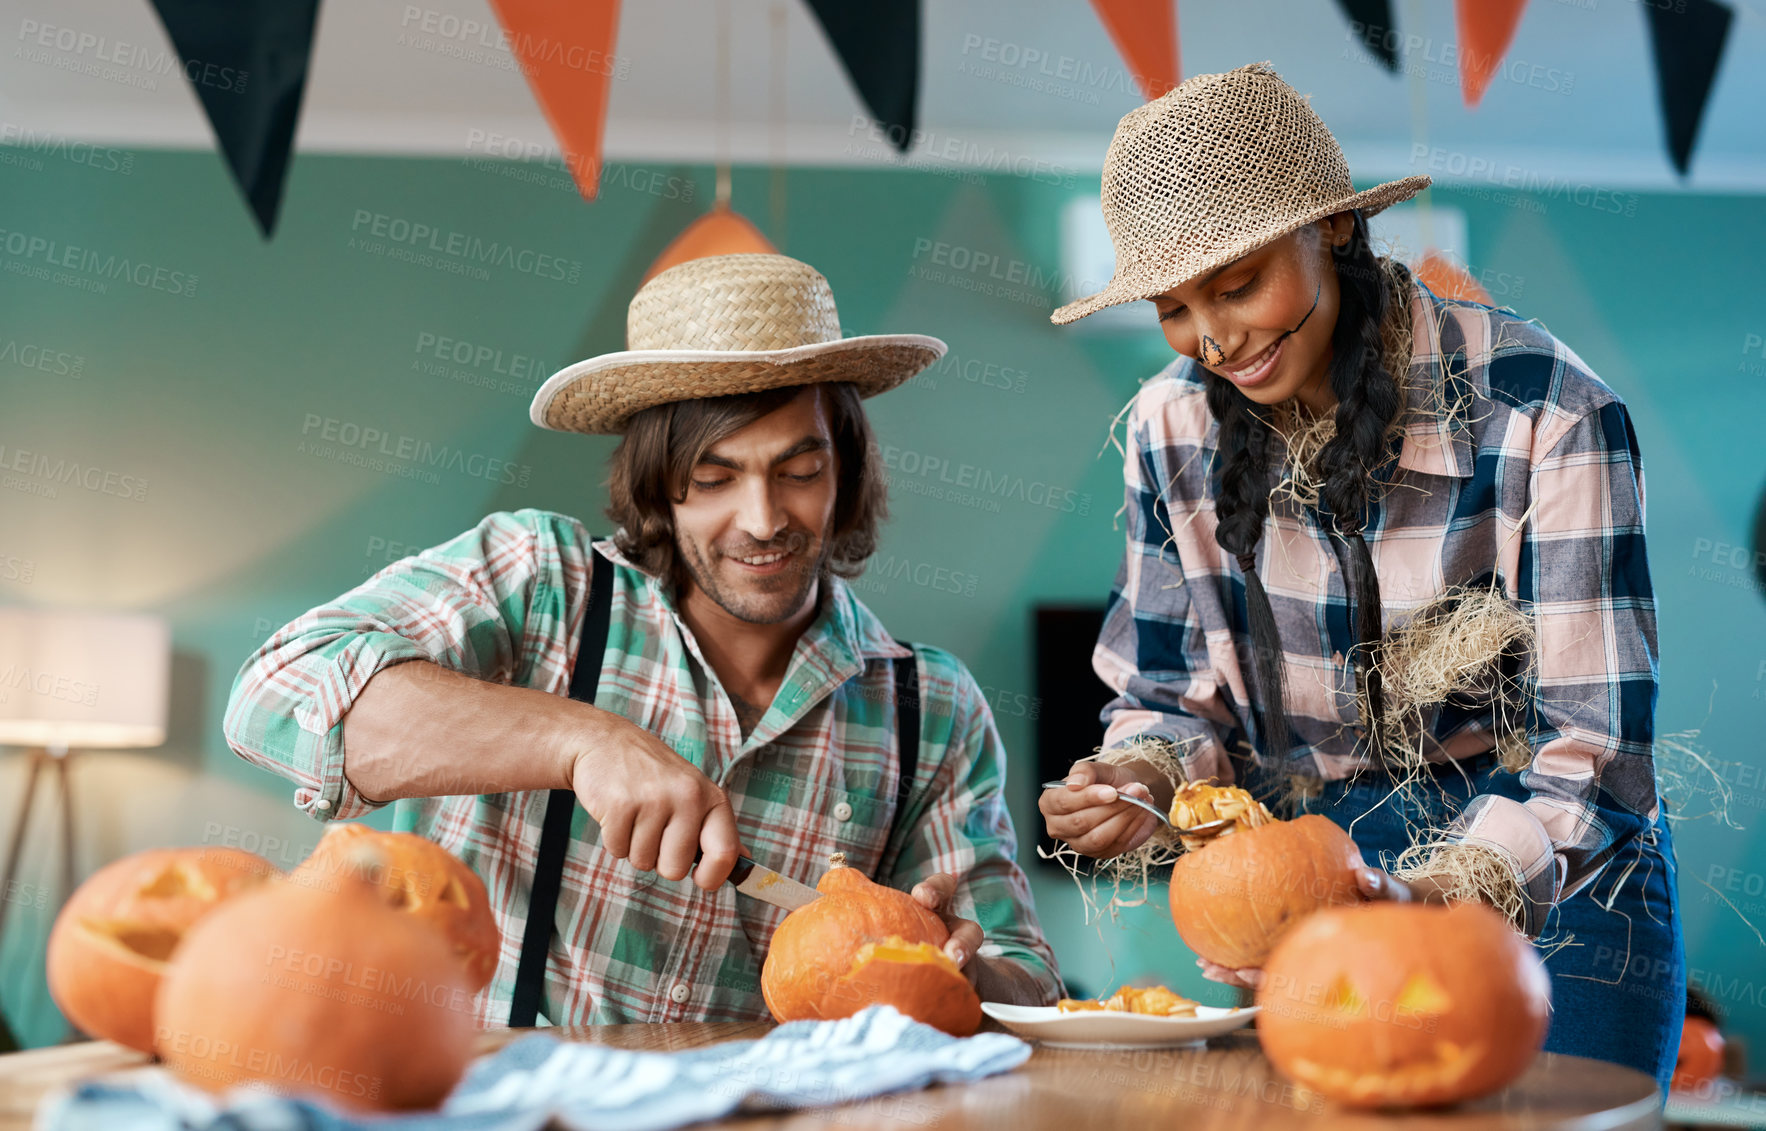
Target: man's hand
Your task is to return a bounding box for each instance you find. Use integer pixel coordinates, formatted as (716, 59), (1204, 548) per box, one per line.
(565, 718), (744, 893)
(910, 873), (984, 975)
(1039, 760), (1164, 858)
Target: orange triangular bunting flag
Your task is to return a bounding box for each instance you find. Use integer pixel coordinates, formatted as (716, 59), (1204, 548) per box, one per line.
(642, 207), (779, 285)
(1089, 0), (1181, 100)
(485, 0), (622, 200)
(1455, 0), (1529, 107)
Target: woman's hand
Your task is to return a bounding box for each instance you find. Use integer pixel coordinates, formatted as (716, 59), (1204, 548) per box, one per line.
(1197, 957), (1262, 989)
(1039, 760), (1165, 858)
(1354, 865), (1452, 904)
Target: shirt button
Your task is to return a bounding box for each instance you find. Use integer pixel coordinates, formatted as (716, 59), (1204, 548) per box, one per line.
(670, 983), (690, 1004)
(314, 798), (332, 811)
(833, 802), (854, 822)
(1331, 651), (1344, 667)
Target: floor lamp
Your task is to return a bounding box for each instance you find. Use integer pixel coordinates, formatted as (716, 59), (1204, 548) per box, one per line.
(0, 609), (170, 1050)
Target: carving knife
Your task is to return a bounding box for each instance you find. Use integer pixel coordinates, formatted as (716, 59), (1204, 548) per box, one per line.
(692, 850), (820, 911)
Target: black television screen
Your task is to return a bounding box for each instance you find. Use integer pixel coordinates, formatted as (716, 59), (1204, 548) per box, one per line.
(1031, 604), (1115, 871)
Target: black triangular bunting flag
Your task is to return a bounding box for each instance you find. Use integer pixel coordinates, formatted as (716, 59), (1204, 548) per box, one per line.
(804, 0), (920, 154)
(147, 0), (322, 237)
(1335, 0), (1399, 72)
(1645, 0), (1733, 176)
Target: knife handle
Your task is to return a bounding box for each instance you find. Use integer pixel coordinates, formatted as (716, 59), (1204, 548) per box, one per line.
(691, 849), (754, 886)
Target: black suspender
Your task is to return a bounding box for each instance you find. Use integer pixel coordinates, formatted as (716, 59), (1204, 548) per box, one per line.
(891, 640), (921, 821)
(508, 545), (612, 1028)
(506, 547), (924, 1028)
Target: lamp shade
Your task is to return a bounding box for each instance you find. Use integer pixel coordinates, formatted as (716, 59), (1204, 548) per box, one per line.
(0, 609), (170, 748)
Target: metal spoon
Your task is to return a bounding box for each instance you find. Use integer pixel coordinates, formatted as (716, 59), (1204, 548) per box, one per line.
(1040, 779), (1233, 838)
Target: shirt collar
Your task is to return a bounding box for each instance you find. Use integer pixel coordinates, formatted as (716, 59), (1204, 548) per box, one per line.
(593, 537), (910, 745)
(1392, 279), (1476, 480)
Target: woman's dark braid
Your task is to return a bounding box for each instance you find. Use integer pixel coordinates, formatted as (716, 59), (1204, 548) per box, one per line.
(1205, 210), (1405, 770)
(1315, 211), (1406, 764)
(1206, 354), (1289, 766)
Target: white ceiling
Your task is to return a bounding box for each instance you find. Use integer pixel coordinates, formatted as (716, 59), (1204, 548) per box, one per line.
(4, 0), (1764, 190)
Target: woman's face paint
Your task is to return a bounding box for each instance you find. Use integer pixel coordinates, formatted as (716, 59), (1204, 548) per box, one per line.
(1149, 218), (1351, 414)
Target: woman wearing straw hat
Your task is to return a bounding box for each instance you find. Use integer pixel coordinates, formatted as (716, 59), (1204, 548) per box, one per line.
(1040, 63), (1683, 1089)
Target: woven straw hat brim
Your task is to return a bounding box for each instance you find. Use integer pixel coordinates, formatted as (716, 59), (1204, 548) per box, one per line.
(530, 334), (947, 435)
(1052, 175), (1431, 326)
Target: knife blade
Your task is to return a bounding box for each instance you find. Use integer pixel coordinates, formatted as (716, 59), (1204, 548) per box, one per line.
(692, 851), (820, 911)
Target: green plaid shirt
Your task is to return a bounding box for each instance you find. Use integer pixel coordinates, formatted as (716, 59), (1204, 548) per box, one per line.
(223, 508), (1060, 1025)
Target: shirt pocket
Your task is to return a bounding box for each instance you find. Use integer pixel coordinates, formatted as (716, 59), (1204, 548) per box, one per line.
(819, 788), (891, 876)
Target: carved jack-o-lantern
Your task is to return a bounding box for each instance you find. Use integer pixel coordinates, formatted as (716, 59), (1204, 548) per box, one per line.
(290, 825), (499, 990)
(46, 847), (277, 1052)
(1256, 902), (1551, 1108)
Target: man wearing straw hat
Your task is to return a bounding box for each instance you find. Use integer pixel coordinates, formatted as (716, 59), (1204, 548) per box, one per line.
(225, 253), (1060, 1025)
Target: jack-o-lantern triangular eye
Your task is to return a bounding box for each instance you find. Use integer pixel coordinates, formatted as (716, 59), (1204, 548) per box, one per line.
(137, 863), (217, 902)
(385, 880), (416, 910)
(1396, 972), (1454, 1015)
(1325, 975), (1366, 1017)
(438, 876), (470, 910)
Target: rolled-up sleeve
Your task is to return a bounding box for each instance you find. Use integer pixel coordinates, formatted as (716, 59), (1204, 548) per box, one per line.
(887, 652), (1062, 1004)
(1448, 399), (1660, 936)
(221, 509), (587, 821)
(1094, 391), (1239, 785)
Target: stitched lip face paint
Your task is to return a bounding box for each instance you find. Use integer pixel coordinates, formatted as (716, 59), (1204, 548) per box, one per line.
(1211, 280), (1322, 390)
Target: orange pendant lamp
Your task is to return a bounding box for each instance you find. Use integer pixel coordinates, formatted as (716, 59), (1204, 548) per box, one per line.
(641, 204), (777, 285)
(1413, 250), (1494, 305)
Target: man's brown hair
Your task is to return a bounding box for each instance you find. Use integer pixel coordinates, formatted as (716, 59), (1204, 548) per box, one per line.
(606, 383), (888, 585)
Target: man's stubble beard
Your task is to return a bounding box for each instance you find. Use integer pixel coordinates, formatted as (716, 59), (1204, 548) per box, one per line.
(678, 529), (830, 626)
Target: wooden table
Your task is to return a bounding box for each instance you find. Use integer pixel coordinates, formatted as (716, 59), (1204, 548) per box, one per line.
(0, 1021), (1662, 1130)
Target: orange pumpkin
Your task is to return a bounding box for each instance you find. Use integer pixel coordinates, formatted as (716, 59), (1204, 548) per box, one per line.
(290, 824), (499, 990)
(1256, 901), (1551, 1108)
(45, 847), (277, 1052)
(155, 855), (476, 1112)
(1168, 795), (1363, 968)
(761, 863), (981, 1036)
(1672, 1016), (1725, 1093)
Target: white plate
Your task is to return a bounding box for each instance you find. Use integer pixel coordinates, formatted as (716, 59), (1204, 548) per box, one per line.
(981, 1002), (1258, 1048)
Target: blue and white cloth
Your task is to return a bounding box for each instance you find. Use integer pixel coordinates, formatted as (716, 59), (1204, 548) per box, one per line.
(42, 1006), (1031, 1131)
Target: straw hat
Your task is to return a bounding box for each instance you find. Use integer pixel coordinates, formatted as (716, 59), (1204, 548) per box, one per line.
(531, 254), (946, 435)
(1051, 61), (1431, 325)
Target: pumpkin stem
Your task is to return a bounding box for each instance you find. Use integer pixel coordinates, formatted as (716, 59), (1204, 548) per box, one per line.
(828, 851), (847, 868)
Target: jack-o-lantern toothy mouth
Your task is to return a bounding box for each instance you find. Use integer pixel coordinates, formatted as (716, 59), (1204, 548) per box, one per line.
(1290, 1039), (1484, 1102)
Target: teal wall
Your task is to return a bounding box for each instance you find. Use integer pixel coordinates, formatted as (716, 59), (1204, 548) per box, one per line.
(3, 146), (1763, 1059)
